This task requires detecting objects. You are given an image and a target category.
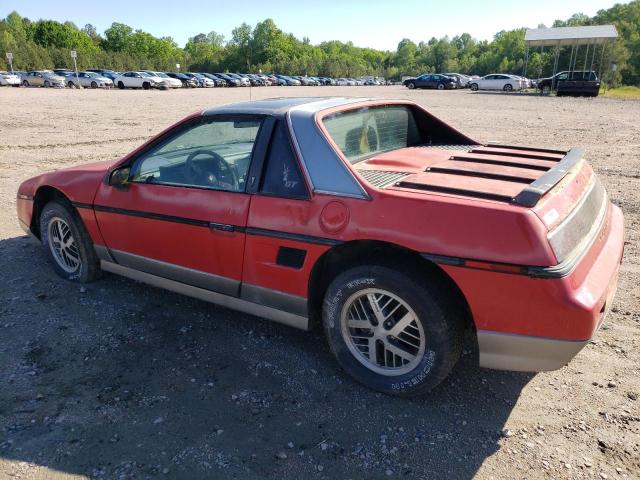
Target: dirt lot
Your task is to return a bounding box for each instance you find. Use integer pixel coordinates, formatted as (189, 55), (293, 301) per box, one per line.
(0, 86), (638, 480)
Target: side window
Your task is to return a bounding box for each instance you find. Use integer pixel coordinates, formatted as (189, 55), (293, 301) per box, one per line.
(130, 117), (263, 192)
(260, 122), (308, 198)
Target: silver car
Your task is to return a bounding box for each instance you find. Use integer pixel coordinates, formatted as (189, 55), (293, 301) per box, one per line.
(21, 70), (66, 88)
(65, 71), (113, 89)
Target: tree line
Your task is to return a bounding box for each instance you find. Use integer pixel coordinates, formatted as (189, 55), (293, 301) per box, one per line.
(0, 1), (638, 85)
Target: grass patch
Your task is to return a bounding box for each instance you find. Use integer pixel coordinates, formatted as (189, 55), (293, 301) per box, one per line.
(602, 86), (640, 99)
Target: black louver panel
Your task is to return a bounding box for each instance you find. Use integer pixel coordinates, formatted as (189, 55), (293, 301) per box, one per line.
(358, 170), (410, 188)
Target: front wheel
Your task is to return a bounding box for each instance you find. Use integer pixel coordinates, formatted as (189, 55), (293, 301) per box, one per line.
(503, 83), (513, 92)
(67, 81), (75, 88)
(437, 83), (445, 90)
(470, 83), (478, 91)
(44, 80), (50, 88)
(91, 81), (97, 88)
(142, 82), (151, 90)
(22, 80), (29, 87)
(407, 82), (415, 90)
(323, 265), (464, 396)
(118, 81), (125, 89)
(40, 201), (101, 283)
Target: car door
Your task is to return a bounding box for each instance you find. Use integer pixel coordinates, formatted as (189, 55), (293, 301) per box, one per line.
(93, 114), (271, 297)
(32, 73), (44, 87)
(477, 75), (492, 89)
(239, 119), (316, 316)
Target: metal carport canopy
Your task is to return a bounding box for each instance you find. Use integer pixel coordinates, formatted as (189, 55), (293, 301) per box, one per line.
(524, 25), (618, 47)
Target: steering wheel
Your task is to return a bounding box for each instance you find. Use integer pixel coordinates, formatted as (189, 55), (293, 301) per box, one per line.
(184, 149), (238, 190)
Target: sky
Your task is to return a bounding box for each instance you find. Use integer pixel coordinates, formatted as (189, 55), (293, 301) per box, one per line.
(1, 0), (624, 50)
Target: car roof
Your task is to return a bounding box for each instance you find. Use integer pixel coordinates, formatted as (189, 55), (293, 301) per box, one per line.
(202, 97), (372, 116)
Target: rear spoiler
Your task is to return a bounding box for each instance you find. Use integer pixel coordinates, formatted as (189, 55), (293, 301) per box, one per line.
(511, 147), (584, 207)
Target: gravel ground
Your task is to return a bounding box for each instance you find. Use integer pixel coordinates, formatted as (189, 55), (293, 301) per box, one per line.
(0, 86), (638, 480)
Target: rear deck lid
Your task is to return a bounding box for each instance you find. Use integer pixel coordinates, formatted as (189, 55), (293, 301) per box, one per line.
(358, 143), (584, 208)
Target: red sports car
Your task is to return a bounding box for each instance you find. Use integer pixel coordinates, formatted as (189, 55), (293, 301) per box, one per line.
(16, 98), (624, 396)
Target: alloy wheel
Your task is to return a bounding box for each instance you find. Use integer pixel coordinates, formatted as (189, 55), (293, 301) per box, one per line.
(340, 288), (426, 376)
(47, 217), (81, 273)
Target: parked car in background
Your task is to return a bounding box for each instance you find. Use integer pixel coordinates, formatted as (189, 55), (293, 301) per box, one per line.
(199, 73), (227, 87)
(275, 75), (301, 86)
(143, 71), (182, 88)
(65, 71), (113, 89)
(404, 74), (456, 90)
(444, 73), (471, 88)
(21, 70), (66, 88)
(225, 73), (250, 86)
(86, 69), (120, 81)
(0, 71), (21, 86)
(113, 71), (168, 90)
(166, 72), (198, 88)
(266, 75), (285, 86)
(185, 73), (214, 88)
(537, 70), (600, 97)
(53, 68), (75, 77)
(211, 73), (239, 87)
(17, 97), (623, 397)
(469, 74), (524, 92)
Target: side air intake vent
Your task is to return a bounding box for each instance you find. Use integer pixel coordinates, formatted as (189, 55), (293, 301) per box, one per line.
(358, 170), (410, 188)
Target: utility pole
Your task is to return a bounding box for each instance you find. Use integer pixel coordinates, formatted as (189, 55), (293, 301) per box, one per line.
(6, 52), (13, 73)
(71, 50), (80, 88)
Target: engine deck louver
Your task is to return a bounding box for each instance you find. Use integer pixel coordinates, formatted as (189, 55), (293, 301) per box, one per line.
(358, 170), (410, 188)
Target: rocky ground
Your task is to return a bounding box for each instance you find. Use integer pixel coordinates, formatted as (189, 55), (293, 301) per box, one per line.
(0, 86), (638, 479)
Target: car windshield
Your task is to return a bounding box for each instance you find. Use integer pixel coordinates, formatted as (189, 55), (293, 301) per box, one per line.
(154, 72), (169, 78)
(322, 105), (422, 164)
(139, 72), (153, 78)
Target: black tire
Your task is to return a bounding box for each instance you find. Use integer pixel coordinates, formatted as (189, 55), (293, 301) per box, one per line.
(118, 81), (125, 89)
(22, 80), (29, 87)
(437, 83), (445, 90)
(40, 201), (101, 283)
(470, 83), (478, 91)
(91, 81), (97, 88)
(407, 82), (415, 90)
(503, 83), (513, 92)
(142, 82), (150, 90)
(67, 81), (75, 89)
(44, 80), (50, 88)
(322, 264), (464, 397)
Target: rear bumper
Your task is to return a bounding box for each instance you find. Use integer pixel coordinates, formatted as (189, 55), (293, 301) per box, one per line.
(444, 204), (624, 371)
(478, 331), (589, 371)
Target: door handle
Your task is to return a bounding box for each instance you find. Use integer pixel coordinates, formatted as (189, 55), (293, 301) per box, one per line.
(209, 222), (235, 232)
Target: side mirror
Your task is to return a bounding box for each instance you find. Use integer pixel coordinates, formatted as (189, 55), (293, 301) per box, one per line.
(109, 167), (131, 189)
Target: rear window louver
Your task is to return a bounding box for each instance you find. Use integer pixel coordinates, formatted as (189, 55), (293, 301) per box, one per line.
(358, 170), (410, 188)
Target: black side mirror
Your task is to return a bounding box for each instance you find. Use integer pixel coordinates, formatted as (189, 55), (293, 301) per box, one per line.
(109, 167), (131, 190)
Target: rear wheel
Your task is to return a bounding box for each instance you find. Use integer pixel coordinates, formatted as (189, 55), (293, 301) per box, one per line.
(40, 201), (101, 282)
(470, 83), (478, 91)
(44, 80), (50, 88)
(91, 81), (97, 88)
(437, 83), (445, 90)
(407, 82), (416, 90)
(67, 81), (75, 88)
(22, 80), (29, 87)
(503, 83), (513, 92)
(118, 81), (125, 89)
(322, 264), (464, 397)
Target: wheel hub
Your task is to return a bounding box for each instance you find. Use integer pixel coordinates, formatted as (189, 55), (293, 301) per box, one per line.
(340, 289), (425, 376)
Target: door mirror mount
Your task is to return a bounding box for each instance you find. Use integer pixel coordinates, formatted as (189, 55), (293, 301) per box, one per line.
(109, 167), (131, 190)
